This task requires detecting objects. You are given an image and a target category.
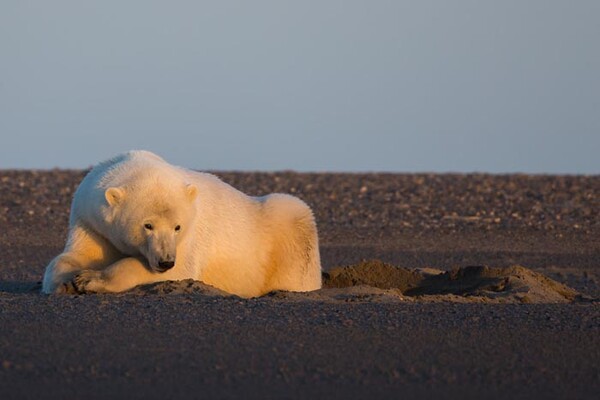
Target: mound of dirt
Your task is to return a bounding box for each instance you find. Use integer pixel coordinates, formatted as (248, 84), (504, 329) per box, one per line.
(113, 260), (584, 304)
(322, 260), (425, 292)
(125, 279), (232, 297)
(323, 261), (582, 303)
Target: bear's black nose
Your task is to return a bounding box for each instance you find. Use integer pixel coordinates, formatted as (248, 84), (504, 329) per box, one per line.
(158, 260), (175, 270)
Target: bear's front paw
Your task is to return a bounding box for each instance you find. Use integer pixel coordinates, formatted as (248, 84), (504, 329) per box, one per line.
(59, 280), (80, 295)
(72, 270), (104, 293)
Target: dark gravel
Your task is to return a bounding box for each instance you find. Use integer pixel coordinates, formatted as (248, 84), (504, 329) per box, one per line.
(0, 170), (599, 399)
(1, 295), (598, 400)
(1, 170), (598, 240)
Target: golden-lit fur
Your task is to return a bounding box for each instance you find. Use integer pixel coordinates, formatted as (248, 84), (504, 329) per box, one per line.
(42, 150), (322, 297)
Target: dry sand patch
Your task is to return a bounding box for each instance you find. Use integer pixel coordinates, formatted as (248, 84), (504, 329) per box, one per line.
(321, 260), (582, 303)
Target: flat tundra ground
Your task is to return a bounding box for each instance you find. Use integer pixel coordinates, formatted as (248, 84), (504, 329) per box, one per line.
(0, 171), (598, 399)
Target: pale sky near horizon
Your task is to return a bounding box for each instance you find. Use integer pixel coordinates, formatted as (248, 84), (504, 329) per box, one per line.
(1, 1), (599, 173)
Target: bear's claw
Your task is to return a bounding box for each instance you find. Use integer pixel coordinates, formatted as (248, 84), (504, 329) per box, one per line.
(72, 271), (102, 293)
(60, 280), (81, 295)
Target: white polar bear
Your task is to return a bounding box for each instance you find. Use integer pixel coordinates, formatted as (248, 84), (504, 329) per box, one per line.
(42, 150), (322, 298)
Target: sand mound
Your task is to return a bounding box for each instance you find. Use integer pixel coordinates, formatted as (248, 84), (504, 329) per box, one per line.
(322, 260), (581, 303)
(111, 260), (583, 303)
(125, 279), (231, 297)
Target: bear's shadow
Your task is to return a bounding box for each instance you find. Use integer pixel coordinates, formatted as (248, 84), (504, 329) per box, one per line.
(0, 281), (42, 294)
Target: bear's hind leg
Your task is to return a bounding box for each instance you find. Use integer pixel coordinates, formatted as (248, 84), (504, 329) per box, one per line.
(261, 196), (322, 294)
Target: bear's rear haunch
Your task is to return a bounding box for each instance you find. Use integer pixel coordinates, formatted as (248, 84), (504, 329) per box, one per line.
(42, 150), (322, 298)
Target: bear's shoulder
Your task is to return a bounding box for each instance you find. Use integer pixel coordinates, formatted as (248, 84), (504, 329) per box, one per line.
(125, 150), (165, 162)
(95, 150), (165, 172)
(93, 151), (167, 184)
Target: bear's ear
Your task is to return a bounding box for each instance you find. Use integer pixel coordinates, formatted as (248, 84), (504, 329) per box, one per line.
(186, 184), (198, 202)
(105, 187), (125, 207)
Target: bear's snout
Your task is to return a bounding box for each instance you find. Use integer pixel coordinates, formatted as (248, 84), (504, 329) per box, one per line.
(146, 232), (177, 272)
(157, 260), (175, 271)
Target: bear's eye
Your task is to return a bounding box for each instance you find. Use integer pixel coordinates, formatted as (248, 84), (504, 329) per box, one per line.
(144, 223), (153, 230)
(174, 225), (181, 232)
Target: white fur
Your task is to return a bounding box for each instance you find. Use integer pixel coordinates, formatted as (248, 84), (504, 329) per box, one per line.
(42, 150), (322, 297)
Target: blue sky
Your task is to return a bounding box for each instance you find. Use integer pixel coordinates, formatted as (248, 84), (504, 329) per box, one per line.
(1, 1), (598, 173)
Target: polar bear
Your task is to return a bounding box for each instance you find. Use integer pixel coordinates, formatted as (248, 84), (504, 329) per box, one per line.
(42, 150), (322, 297)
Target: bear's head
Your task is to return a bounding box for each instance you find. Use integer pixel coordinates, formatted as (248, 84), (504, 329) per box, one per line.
(103, 181), (198, 273)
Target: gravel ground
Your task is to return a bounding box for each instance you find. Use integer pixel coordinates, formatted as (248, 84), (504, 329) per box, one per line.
(0, 170), (598, 399)
(1, 170), (598, 240)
